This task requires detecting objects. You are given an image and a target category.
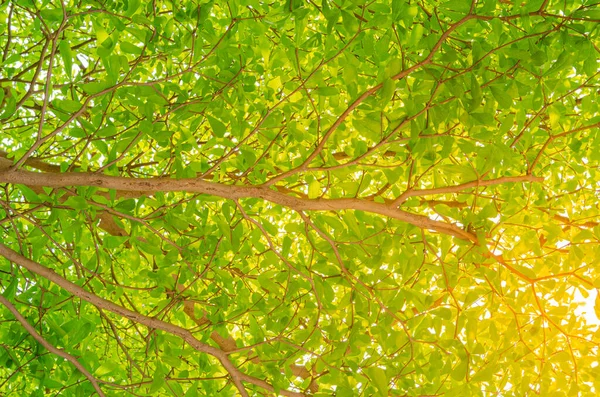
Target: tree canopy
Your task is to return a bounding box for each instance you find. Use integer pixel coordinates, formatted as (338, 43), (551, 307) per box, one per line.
(1, 0), (600, 396)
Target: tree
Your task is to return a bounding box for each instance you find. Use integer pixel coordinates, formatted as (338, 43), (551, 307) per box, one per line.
(0, 0), (599, 395)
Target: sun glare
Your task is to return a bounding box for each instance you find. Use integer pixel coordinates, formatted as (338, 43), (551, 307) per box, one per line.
(574, 289), (600, 327)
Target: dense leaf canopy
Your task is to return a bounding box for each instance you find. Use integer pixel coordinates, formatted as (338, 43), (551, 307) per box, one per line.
(1, 0), (600, 396)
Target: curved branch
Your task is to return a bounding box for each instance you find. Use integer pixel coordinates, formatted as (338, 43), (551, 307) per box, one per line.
(0, 150), (62, 173)
(393, 175), (544, 205)
(0, 243), (305, 397)
(0, 295), (106, 397)
(0, 168), (476, 242)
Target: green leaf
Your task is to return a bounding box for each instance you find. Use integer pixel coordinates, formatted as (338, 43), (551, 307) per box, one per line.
(489, 85), (512, 109)
(207, 116), (226, 138)
(82, 81), (109, 95)
(63, 196), (88, 210)
(95, 360), (119, 376)
(308, 180), (321, 199)
(316, 86), (338, 96)
(18, 185), (40, 202)
(149, 366), (165, 393)
(40, 8), (63, 23)
(341, 11), (358, 35)
(97, 125), (117, 137)
(2, 277), (18, 298)
(545, 50), (570, 76)
(366, 367), (388, 396)
(409, 24), (424, 47)
(0, 93), (16, 119)
(343, 64), (357, 84)
(258, 271), (280, 293)
(184, 382), (199, 397)
(115, 199), (136, 212)
(342, 212), (361, 236)
(451, 359), (468, 381)
(58, 41), (73, 78)
(120, 41), (143, 55)
(125, 0), (141, 17)
(380, 78), (396, 107)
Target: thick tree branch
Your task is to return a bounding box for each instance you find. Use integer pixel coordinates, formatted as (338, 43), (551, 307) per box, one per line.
(0, 243), (305, 397)
(0, 151), (62, 173)
(0, 169), (476, 242)
(176, 282), (320, 393)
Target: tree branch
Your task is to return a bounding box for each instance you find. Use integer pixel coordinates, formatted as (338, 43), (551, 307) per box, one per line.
(0, 295), (106, 397)
(0, 169), (476, 242)
(393, 175), (543, 205)
(0, 243), (305, 397)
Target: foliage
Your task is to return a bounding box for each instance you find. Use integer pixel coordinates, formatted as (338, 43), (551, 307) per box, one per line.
(1, 0), (600, 396)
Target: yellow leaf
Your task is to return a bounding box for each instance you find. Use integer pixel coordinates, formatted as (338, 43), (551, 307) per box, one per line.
(308, 180), (321, 199)
(594, 292), (600, 320)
